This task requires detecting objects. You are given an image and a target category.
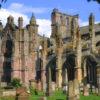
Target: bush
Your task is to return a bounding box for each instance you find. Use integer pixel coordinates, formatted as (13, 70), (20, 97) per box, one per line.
(29, 86), (38, 95)
(11, 78), (22, 88)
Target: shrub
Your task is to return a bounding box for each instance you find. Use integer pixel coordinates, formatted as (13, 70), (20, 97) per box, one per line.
(11, 78), (22, 88)
(29, 86), (38, 95)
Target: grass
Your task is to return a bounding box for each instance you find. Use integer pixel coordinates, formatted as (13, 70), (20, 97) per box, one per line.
(0, 91), (100, 100)
(0, 96), (15, 100)
(29, 90), (100, 100)
(80, 94), (100, 100)
(47, 90), (66, 100)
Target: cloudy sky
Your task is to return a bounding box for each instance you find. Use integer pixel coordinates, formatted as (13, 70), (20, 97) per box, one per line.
(0, 0), (100, 37)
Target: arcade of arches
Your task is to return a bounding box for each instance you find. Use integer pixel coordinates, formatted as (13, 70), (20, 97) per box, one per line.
(0, 9), (100, 93)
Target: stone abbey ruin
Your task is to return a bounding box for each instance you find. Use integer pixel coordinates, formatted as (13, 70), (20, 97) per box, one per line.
(0, 9), (100, 95)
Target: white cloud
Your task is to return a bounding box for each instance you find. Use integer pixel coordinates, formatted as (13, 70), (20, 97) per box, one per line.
(0, 8), (29, 26)
(37, 19), (51, 37)
(8, 3), (49, 14)
(79, 19), (99, 26)
(79, 19), (88, 26)
(0, 4), (51, 37)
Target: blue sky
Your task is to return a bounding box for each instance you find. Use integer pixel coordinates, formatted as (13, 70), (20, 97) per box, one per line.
(3, 0), (100, 21)
(0, 0), (100, 37)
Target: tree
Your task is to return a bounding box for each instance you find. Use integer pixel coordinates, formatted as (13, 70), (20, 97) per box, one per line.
(0, 0), (7, 8)
(88, 0), (100, 4)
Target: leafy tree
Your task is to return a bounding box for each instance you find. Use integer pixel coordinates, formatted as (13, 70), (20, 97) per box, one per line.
(87, 0), (100, 4)
(0, 0), (7, 8)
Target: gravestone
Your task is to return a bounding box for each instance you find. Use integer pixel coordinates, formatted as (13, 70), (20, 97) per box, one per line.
(73, 79), (80, 100)
(40, 96), (47, 100)
(96, 88), (98, 95)
(83, 85), (89, 96)
(46, 67), (52, 96)
(52, 82), (56, 91)
(15, 87), (29, 100)
(97, 65), (100, 96)
(62, 85), (68, 94)
(68, 81), (74, 100)
(80, 83), (84, 93)
(29, 79), (36, 89)
(92, 86), (96, 94)
(62, 69), (68, 94)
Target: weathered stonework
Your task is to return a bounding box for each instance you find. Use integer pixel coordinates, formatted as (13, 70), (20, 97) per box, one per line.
(0, 9), (100, 92)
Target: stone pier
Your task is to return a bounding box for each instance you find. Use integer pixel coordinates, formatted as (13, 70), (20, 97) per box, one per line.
(97, 64), (100, 96)
(68, 81), (74, 100)
(41, 39), (47, 92)
(56, 48), (63, 89)
(46, 67), (52, 96)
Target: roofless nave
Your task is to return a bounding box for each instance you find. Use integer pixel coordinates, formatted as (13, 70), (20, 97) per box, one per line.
(0, 9), (100, 92)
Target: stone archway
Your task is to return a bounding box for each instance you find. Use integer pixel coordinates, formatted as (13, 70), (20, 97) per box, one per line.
(62, 53), (76, 82)
(83, 55), (97, 86)
(96, 41), (100, 53)
(46, 55), (56, 83)
(45, 55), (56, 95)
(96, 41), (100, 47)
(61, 53), (76, 94)
(35, 57), (42, 82)
(82, 55), (97, 95)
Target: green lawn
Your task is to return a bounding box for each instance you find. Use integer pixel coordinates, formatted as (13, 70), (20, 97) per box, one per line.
(0, 96), (15, 100)
(47, 90), (66, 100)
(29, 90), (100, 100)
(80, 94), (100, 100)
(29, 90), (66, 100)
(0, 91), (100, 100)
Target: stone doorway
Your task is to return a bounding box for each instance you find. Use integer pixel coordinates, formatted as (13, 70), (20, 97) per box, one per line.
(63, 53), (76, 81)
(86, 56), (97, 86)
(46, 56), (56, 82)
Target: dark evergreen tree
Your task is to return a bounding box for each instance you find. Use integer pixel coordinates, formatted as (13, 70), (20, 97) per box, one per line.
(88, 0), (100, 4)
(0, 0), (7, 8)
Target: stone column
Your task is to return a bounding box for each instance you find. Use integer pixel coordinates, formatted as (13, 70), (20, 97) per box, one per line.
(41, 49), (47, 92)
(89, 13), (96, 53)
(46, 67), (52, 96)
(41, 37), (47, 92)
(67, 69), (80, 100)
(21, 42), (25, 84)
(56, 48), (62, 89)
(67, 81), (74, 100)
(71, 17), (78, 50)
(96, 64), (100, 96)
(19, 30), (26, 85)
(83, 59), (89, 96)
(0, 54), (4, 88)
(62, 68), (68, 93)
(76, 27), (82, 83)
(73, 79), (80, 100)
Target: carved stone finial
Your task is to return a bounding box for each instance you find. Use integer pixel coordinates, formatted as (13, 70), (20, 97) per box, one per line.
(7, 15), (14, 24)
(53, 8), (59, 12)
(89, 13), (95, 25)
(30, 13), (36, 25)
(18, 17), (23, 29)
(89, 13), (94, 19)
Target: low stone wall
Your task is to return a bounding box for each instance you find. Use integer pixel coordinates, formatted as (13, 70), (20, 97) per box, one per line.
(2, 89), (16, 96)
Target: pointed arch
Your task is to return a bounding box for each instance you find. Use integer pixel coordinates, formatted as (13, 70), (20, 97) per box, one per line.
(96, 41), (100, 47)
(62, 53), (76, 81)
(82, 55), (97, 86)
(46, 55), (56, 82)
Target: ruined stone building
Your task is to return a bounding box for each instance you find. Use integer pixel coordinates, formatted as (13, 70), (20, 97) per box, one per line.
(0, 9), (100, 91)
